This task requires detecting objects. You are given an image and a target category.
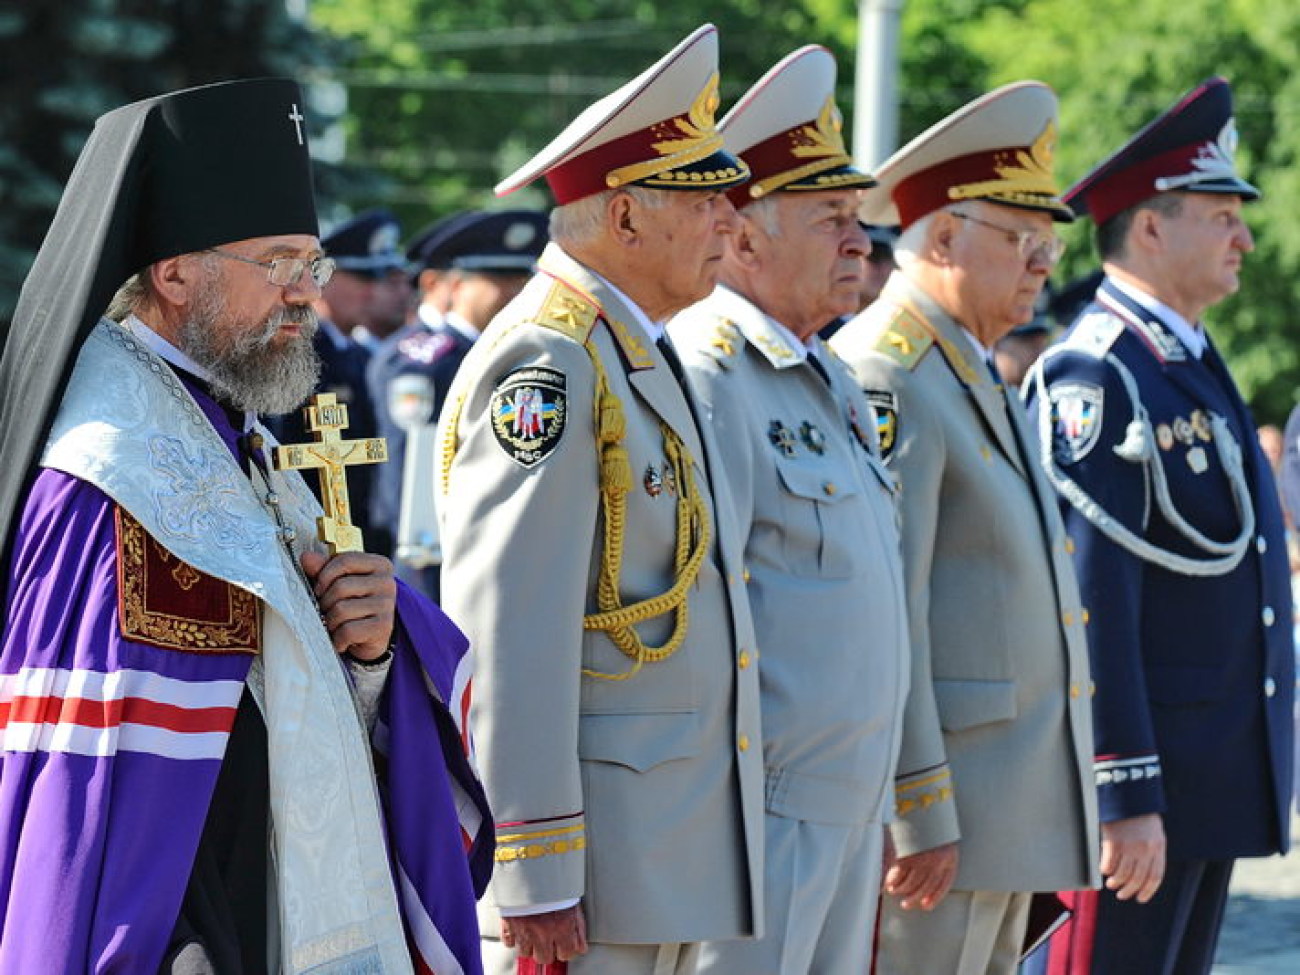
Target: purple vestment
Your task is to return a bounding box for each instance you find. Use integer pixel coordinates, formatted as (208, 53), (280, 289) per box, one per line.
(0, 378), (491, 973)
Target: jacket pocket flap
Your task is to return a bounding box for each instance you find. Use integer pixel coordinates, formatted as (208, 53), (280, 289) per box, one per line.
(578, 710), (702, 772)
(776, 460), (860, 504)
(934, 678), (1017, 732)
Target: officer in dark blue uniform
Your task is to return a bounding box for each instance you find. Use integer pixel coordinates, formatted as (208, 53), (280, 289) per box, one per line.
(1024, 77), (1295, 975)
(368, 209), (548, 600)
(265, 209), (404, 555)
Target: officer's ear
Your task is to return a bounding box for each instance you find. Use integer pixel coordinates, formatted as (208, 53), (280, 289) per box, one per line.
(930, 210), (960, 264)
(728, 213), (764, 270)
(608, 191), (640, 244)
(149, 252), (214, 315)
(1128, 207), (1167, 256)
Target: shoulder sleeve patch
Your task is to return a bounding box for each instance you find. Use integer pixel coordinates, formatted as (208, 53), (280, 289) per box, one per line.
(865, 390), (900, 461)
(115, 507), (261, 654)
(1046, 380), (1105, 464)
(489, 366), (568, 468)
(871, 306), (934, 371)
(533, 280), (599, 343)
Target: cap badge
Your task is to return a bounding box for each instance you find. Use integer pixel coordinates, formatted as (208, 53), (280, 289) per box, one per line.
(1154, 119), (1241, 192)
(606, 73), (726, 189)
(949, 119), (1060, 205)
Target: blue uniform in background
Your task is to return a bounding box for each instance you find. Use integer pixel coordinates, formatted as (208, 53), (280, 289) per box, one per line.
(1026, 277), (1294, 973)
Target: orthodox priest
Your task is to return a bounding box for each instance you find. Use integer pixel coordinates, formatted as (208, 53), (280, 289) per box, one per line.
(0, 79), (492, 974)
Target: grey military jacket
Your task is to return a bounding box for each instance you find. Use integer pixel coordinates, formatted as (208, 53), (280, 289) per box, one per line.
(830, 272), (1099, 892)
(669, 286), (908, 828)
(435, 244), (765, 944)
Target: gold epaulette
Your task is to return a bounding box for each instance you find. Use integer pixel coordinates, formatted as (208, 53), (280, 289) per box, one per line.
(533, 279), (600, 343)
(868, 304), (934, 372)
(702, 318), (743, 368)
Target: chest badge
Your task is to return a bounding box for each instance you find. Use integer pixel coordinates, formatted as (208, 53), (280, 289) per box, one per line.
(799, 421), (826, 455)
(768, 420), (798, 457)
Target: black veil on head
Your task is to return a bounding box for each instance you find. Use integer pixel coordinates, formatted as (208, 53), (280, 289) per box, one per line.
(0, 78), (319, 565)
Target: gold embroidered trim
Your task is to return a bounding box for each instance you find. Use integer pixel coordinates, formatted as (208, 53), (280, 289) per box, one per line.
(116, 508), (261, 655)
(948, 120), (1062, 204)
(607, 73), (730, 188)
(495, 835), (588, 863)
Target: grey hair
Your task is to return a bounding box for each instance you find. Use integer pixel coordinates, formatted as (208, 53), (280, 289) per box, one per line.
(105, 273), (149, 322)
(549, 185), (673, 246)
(738, 195), (783, 239)
(104, 251), (222, 321)
(892, 211), (940, 272)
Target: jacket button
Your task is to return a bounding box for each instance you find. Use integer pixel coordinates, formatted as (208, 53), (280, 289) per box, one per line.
(1064, 536), (1076, 555)
(738, 650), (751, 670)
(1263, 606), (1276, 627)
(1257, 535), (1268, 554)
(738, 735), (751, 752)
(743, 567), (752, 583)
(1062, 611), (1074, 626)
(1265, 677), (1277, 698)
(1070, 683), (1081, 698)
(823, 481), (837, 496)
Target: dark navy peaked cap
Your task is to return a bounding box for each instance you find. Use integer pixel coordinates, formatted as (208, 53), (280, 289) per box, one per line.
(410, 210), (548, 275)
(1065, 77), (1259, 225)
(323, 208), (406, 276)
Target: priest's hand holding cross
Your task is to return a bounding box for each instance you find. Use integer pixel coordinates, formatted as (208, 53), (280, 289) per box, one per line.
(274, 393), (395, 662)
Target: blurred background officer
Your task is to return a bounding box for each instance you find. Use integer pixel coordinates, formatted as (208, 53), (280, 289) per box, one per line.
(264, 208), (403, 554)
(1025, 77), (1294, 975)
(323, 207), (413, 350)
(365, 209), (477, 557)
(862, 222), (899, 309)
(831, 82), (1098, 975)
(404, 209), (477, 330)
(371, 208), (548, 601)
(435, 23), (764, 975)
(993, 283), (1056, 392)
(669, 45), (908, 975)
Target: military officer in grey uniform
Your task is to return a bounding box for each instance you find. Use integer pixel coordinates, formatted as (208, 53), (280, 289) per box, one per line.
(668, 46), (907, 975)
(435, 24), (764, 975)
(830, 82), (1099, 975)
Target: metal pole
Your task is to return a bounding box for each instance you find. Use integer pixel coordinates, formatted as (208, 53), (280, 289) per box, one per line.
(854, 0), (905, 169)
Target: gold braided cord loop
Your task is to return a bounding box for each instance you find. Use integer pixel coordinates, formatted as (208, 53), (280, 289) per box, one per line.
(581, 339), (712, 681)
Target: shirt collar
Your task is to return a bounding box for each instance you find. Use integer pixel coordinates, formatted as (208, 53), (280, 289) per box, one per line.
(589, 269), (663, 342)
(1108, 276), (1205, 358)
(444, 311), (480, 344)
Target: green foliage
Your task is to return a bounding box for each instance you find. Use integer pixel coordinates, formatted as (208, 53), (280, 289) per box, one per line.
(307, 1), (848, 235)
(964, 0), (1300, 420)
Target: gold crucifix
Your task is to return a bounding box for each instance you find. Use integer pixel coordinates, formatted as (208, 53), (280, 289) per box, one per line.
(272, 393), (388, 555)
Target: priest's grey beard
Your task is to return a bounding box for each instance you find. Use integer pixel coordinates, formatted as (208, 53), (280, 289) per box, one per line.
(179, 287), (321, 415)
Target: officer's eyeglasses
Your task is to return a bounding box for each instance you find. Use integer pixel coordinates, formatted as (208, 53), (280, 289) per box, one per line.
(950, 211), (1067, 265)
(206, 248), (336, 287)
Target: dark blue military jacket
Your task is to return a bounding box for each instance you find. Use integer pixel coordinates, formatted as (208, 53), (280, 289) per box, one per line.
(1025, 277), (1293, 860)
(367, 320), (475, 601)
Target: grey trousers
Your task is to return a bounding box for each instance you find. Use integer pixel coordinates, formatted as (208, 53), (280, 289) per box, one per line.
(876, 888), (1032, 975)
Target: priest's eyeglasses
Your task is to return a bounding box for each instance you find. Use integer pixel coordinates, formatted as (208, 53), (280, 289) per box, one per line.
(206, 248), (336, 287)
(950, 211), (1067, 265)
